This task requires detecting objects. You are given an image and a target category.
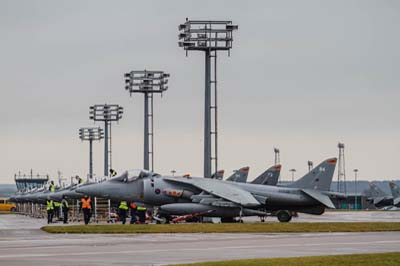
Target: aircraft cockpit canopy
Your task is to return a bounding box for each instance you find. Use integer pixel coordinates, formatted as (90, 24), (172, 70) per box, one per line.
(112, 169), (159, 183)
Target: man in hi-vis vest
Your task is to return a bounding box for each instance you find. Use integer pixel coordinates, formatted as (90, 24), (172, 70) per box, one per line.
(80, 195), (92, 225)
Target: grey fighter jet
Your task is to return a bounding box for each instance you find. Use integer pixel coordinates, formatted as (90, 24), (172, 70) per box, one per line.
(77, 158), (337, 222)
(364, 182), (394, 208)
(389, 182), (400, 207)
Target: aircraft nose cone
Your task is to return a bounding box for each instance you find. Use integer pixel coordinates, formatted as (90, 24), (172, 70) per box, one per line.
(76, 183), (102, 197)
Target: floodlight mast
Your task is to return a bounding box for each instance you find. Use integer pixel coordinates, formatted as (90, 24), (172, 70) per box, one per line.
(178, 19), (238, 178)
(89, 104), (123, 176)
(124, 70), (169, 171)
(79, 127), (104, 181)
(337, 142), (347, 194)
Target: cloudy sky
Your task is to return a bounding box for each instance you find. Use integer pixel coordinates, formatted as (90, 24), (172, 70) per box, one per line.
(1, 0), (399, 184)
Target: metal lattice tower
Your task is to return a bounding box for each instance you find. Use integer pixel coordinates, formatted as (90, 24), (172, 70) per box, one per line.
(79, 127), (104, 181)
(337, 142), (347, 193)
(308, 161), (313, 172)
(178, 19), (238, 178)
(124, 70), (169, 171)
(89, 104), (123, 177)
(274, 148), (280, 165)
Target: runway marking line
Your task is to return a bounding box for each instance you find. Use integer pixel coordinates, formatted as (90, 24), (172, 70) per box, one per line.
(0, 239), (400, 259)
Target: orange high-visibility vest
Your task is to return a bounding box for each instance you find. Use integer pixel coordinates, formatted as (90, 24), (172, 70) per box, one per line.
(81, 198), (91, 209)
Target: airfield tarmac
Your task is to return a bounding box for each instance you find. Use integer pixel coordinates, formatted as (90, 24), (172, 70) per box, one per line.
(0, 212), (400, 266)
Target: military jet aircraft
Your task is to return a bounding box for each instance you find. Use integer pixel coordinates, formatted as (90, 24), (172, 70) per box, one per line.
(389, 182), (400, 207)
(77, 157), (337, 222)
(365, 182), (394, 208)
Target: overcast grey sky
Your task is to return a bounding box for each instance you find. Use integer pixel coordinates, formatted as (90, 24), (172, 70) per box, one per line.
(1, 0), (399, 184)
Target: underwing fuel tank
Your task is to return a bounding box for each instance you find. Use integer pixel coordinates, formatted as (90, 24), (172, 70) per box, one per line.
(159, 203), (267, 218)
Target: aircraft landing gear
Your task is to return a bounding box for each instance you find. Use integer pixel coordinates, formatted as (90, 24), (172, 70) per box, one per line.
(155, 214), (170, 224)
(259, 216), (266, 222)
(276, 210), (292, 223)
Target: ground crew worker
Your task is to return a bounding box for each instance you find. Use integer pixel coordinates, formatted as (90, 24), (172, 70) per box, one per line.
(61, 195), (69, 224)
(129, 202), (137, 224)
(49, 181), (55, 192)
(137, 206), (147, 224)
(118, 201), (129, 224)
(53, 201), (61, 220)
(110, 169), (117, 177)
(46, 197), (54, 224)
(76, 175), (83, 184)
(81, 195), (92, 225)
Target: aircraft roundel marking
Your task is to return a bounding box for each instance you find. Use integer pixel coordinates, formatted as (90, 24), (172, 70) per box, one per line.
(155, 188), (161, 194)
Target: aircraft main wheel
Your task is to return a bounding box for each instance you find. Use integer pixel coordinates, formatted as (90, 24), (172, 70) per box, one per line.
(156, 215), (170, 224)
(277, 210), (292, 222)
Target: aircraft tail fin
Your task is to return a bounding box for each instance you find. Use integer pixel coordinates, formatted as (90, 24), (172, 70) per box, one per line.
(389, 182), (400, 200)
(251, 165), (281, 185)
(368, 182), (387, 197)
(210, 170), (225, 180)
(226, 167), (250, 183)
(287, 158), (337, 191)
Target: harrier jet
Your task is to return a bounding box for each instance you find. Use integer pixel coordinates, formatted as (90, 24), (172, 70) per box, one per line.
(77, 158), (337, 222)
(365, 182), (393, 208)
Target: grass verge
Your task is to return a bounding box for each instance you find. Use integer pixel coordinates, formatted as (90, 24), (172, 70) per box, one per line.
(42, 222), (400, 234)
(168, 252), (400, 266)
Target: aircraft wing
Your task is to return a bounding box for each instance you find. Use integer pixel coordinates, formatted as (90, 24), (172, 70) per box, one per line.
(301, 189), (336, 209)
(164, 177), (260, 207)
(394, 197), (400, 206)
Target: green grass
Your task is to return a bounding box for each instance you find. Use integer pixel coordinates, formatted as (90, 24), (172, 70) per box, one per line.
(169, 252), (400, 266)
(42, 222), (400, 234)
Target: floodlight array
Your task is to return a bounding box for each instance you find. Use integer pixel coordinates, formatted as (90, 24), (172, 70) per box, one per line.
(124, 70), (170, 94)
(89, 104), (123, 122)
(79, 127), (104, 141)
(178, 20), (238, 51)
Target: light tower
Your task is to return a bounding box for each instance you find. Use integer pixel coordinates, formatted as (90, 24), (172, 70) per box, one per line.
(353, 168), (359, 210)
(308, 161), (313, 172)
(89, 104), (123, 176)
(178, 19), (238, 178)
(290, 168), (296, 183)
(79, 127), (104, 181)
(337, 142), (347, 194)
(124, 70), (169, 171)
(274, 148), (280, 165)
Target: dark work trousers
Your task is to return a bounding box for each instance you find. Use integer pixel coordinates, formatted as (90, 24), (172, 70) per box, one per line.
(47, 210), (53, 224)
(54, 206), (60, 219)
(62, 208), (69, 224)
(82, 208), (91, 225)
(130, 208), (137, 224)
(119, 209), (127, 224)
